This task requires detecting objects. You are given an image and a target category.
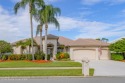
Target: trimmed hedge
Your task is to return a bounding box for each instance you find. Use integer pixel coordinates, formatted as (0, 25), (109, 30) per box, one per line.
(111, 53), (124, 61)
(35, 51), (45, 60)
(56, 52), (70, 60)
(2, 54), (38, 60)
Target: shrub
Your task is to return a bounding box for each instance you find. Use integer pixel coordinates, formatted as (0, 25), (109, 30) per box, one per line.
(7, 54), (27, 60)
(56, 52), (61, 60)
(47, 54), (51, 60)
(111, 53), (124, 61)
(20, 54), (26, 60)
(64, 53), (70, 59)
(27, 54), (32, 60)
(2, 55), (8, 60)
(34, 51), (45, 60)
(56, 52), (70, 60)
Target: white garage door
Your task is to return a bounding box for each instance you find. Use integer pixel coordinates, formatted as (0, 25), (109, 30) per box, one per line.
(100, 50), (110, 60)
(73, 49), (96, 60)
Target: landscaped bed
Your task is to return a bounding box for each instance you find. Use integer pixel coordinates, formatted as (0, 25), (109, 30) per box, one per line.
(0, 69), (94, 76)
(0, 60), (82, 68)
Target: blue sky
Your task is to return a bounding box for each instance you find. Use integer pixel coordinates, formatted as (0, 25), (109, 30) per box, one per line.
(0, 0), (125, 42)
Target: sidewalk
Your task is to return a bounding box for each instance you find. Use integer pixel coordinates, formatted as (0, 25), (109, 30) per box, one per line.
(0, 67), (82, 70)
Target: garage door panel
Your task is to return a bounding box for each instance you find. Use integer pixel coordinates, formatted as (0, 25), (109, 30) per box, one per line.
(100, 50), (109, 60)
(73, 49), (96, 60)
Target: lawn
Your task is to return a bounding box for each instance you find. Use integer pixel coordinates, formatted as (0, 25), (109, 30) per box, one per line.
(0, 69), (94, 76)
(0, 61), (82, 68)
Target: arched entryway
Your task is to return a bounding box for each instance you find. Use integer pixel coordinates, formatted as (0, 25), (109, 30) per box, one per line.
(47, 44), (54, 60)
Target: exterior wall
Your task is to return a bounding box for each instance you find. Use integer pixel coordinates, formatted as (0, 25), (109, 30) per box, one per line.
(42, 39), (57, 57)
(69, 46), (110, 61)
(29, 46), (38, 54)
(100, 49), (111, 60)
(13, 46), (22, 54)
(13, 46), (38, 54)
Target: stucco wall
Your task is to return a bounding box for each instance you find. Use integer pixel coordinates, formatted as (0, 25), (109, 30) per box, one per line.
(13, 46), (38, 54)
(42, 39), (57, 57)
(13, 46), (21, 54)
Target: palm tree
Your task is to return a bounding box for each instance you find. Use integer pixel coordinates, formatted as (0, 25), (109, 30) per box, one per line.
(14, 0), (45, 60)
(36, 24), (43, 52)
(34, 9), (45, 52)
(41, 5), (61, 60)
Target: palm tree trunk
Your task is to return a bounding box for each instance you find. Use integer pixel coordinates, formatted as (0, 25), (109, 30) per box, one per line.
(29, 3), (34, 60)
(40, 23), (43, 52)
(45, 24), (48, 60)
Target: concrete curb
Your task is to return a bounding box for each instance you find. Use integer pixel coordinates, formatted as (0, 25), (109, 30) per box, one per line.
(0, 76), (86, 79)
(0, 76), (125, 79)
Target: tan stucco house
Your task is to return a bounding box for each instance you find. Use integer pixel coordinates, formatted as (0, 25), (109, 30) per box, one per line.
(12, 34), (110, 61)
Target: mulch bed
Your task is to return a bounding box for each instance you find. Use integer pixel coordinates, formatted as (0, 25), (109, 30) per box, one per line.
(121, 60), (125, 62)
(26, 60), (52, 63)
(0, 60), (3, 62)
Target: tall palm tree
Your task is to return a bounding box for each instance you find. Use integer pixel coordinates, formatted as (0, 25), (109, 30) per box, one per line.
(14, 0), (45, 60)
(36, 24), (43, 52)
(41, 5), (61, 60)
(34, 9), (45, 52)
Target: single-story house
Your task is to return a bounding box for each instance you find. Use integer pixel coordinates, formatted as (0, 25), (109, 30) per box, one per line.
(12, 34), (110, 61)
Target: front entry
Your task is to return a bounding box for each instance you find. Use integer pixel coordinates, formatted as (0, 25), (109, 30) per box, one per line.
(47, 44), (54, 60)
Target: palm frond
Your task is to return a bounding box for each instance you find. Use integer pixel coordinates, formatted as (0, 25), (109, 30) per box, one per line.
(36, 25), (41, 36)
(14, 0), (29, 14)
(49, 17), (60, 30)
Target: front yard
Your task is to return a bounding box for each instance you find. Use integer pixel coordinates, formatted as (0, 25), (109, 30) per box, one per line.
(0, 61), (94, 76)
(0, 69), (94, 76)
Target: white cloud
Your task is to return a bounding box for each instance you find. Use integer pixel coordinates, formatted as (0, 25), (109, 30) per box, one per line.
(81, 0), (125, 5)
(55, 16), (125, 40)
(0, 6), (38, 42)
(0, 4), (125, 43)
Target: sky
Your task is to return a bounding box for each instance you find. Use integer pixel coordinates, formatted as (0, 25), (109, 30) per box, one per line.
(0, 0), (125, 42)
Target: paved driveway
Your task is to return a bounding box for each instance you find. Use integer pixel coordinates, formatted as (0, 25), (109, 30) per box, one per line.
(89, 60), (125, 76)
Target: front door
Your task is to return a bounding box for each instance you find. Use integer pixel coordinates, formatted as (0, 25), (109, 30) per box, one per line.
(47, 44), (54, 60)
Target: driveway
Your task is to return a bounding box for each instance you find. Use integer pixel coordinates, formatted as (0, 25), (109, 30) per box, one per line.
(89, 60), (125, 76)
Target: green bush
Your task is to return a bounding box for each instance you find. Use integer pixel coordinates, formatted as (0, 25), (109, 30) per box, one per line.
(111, 53), (124, 61)
(64, 53), (70, 59)
(2, 55), (8, 60)
(20, 54), (26, 60)
(56, 52), (61, 60)
(56, 52), (70, 60)
(34, 51), (45, 60)
(27, 54), (32, 60)
(47, 54), (51, 60)
(7, 54), (29, 60)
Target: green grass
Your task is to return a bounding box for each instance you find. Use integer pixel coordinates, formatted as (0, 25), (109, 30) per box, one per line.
(0, 69), (94, 76)
(0, 61), (82, 68)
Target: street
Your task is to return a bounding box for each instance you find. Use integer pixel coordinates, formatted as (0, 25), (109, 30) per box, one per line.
(0, 77), (125, 83)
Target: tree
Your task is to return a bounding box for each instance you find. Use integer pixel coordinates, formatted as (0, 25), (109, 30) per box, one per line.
(0, 40), (12, 59)
(110, 38), (125, 52)
(96, 38), (109, 42)
(34, 8), (44, 52)
(14, 0), (45, 60)
(41, 5), (61, 60)
(34, 5), (61, 60)
(36, 24), (43, 52)
(109, 38), (125, 58)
